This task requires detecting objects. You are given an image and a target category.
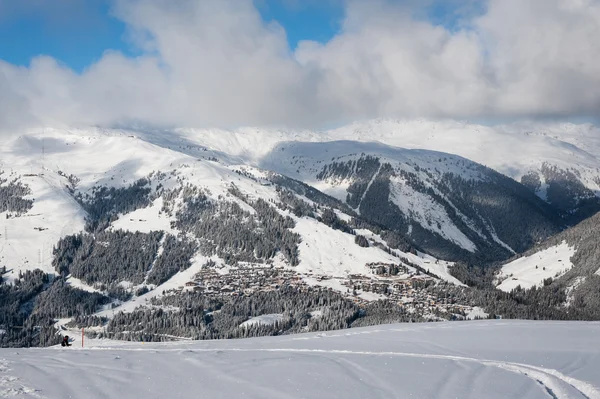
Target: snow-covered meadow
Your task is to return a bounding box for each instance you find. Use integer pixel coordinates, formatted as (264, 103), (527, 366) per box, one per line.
(496, 242), (575, 292)
(1, 320), (599, 399)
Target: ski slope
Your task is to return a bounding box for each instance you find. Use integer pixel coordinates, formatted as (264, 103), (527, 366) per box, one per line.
(1, 321), (599, 399)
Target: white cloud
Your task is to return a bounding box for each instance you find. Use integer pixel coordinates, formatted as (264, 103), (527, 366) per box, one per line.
(0, 0), (599, 131)
(0, 62), (38, 130)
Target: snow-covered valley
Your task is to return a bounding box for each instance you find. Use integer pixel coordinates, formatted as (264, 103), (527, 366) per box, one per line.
(1, 320), (599, 399)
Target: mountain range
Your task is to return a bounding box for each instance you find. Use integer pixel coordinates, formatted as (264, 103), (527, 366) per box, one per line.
(1, 119), (599, 346)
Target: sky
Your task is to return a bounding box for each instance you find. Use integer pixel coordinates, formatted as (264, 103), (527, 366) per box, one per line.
(0, 0), (347, 73)
(0, 0), (599, 131)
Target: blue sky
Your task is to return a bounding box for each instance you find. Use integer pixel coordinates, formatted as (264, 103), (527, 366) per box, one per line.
(0, 1), (124, 72)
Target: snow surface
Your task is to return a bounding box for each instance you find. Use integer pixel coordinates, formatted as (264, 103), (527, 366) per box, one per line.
(109, 197), (174, 234)
(565, 277), (587, 307)
(496, 241), (575, 292)
(1, 321), (599, 399)
(292, 217), (399, 277)
(0, 169), (86, 282)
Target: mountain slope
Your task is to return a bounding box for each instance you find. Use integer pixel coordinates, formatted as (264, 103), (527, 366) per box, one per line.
(2, 122), (600, 347)
(260, 140), (562, 263)
(1, 128), (480, 346)
(326, 120), (600, 221)
(148, 119), (600, 222)
(0, 131), (401, 280)
(117, 120), (600, 252)
(494, 211), (600, 317)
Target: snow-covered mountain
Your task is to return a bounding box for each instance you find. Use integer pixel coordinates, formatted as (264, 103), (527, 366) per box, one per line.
(0, 129), (456, 283)
(494, 210), (600, 316)
(2, 120), (600, 347)
(2, 127), (478, 346)
(145, 121), (600, 261)
(326, 120), (600, 220)
(260, 140), (562, 263)
(147, 119), (600, 221)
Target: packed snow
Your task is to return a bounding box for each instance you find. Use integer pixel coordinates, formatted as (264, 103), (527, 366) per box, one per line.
(496, 241), (575, 292)
(1, 321), (599, 399)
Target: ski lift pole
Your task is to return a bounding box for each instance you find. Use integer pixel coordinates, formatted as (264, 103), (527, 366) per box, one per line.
(82, 328), (84, 348)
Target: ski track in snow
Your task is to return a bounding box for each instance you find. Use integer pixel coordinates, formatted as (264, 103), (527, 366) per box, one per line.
(3, 321), (600, 399)
(57, 346), (598, 399)
(3, 347), (596, 399)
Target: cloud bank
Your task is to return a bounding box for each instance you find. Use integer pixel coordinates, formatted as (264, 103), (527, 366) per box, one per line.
(0, 0), (599, 130)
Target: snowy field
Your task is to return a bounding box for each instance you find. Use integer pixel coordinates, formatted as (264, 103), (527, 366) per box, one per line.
(1, 321), (599, 399)
(496, 242), (575, 292)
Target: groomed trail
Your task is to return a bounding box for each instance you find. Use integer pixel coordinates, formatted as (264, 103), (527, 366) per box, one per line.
(1, 320), (599, 399)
